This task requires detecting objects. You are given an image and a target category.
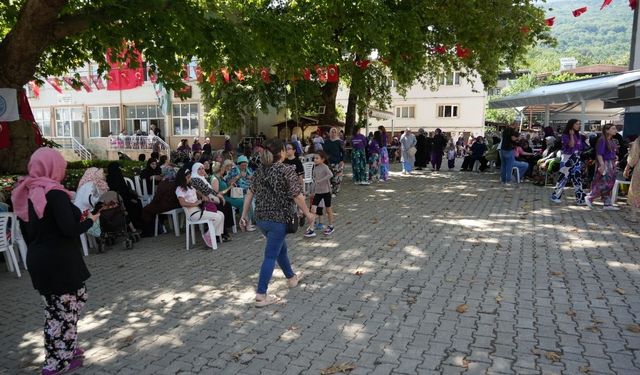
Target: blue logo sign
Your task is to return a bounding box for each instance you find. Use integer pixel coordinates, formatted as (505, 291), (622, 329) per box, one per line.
(0, 95), (6, 117)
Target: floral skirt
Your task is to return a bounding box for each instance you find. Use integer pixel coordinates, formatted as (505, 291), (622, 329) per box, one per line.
(352, 149), (368, 183)
(42, 286), (87, 372)
(588, 160), (616, 205)
(368, 153), (380, 180)
(379, 147), (390, 181)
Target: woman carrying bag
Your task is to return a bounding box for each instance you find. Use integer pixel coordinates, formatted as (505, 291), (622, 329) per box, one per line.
(240, 139), (315, 307)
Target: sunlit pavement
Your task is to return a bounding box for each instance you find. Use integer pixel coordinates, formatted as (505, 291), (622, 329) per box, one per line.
(2, 162), (640, 375)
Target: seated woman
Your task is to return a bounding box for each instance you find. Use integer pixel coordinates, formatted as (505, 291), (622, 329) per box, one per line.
(224, 155), (255, 231)
(212, 160), (254, 231)
(189, 162), (233, 242)
(514, 139), (538, 178)
(461, 136), (488, 171)
(175, 167), (225, 246)
(140, 158), (163, 195)
(140, 178), (181, 237)
(106, 162), (143, 231)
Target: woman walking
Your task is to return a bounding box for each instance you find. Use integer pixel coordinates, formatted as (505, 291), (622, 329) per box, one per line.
(550, 119), (587, 204)
(414, 129), (428, 170)
(368, 131), (382, 181)
(585, 123), (619, 210)
(351, 129), (369, 184)
(323, 127), (345, 194)
(240, 139), (315, 307)
(12, 148), (99, 375)
(624, 136), (640, 221)
(431, 128), (447, 171)
(378, 126), (390, 181)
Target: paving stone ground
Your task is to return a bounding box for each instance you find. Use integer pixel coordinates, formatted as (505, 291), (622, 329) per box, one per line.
(1, 161), (640, 375)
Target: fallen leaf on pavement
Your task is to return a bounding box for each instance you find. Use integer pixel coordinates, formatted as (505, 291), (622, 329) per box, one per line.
(545, 351), (561, 363)
(615, 288), (626, 295)
(566, 309), (576, 317)
(371, 218), (379, 224)
(585, 325), (600, 333)
(288, 325), (299, 331)
(626, 324), (640, 333)
(320, 362), (357, 375)
(387, 240), (398, 247)
(355, 271), (364, 276)
(579, 366), (591, 373)
(456, 304), (468, 313)
(550, 271), (565, 278)
(232, 347), (256, 362)
(495, 295), (503, 302)
(345, 221), (351, 225)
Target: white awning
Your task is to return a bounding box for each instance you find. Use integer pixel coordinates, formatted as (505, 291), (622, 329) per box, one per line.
(489, 70), (640, 109)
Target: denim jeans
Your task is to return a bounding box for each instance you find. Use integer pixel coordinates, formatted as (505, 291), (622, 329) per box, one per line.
(256, 220), (295, 294)
(499, 149), (515, 183)
(512, 160), (529, 182)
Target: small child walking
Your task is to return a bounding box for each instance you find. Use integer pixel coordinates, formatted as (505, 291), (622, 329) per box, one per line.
(305, 151), (335, 237)
(445, 140), (457, 170)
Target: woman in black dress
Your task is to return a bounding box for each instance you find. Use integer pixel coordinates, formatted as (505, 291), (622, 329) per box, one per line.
(106, 162), (143, 231)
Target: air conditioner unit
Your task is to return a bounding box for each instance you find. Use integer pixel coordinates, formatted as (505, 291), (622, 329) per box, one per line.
(318, 106), (326, 114)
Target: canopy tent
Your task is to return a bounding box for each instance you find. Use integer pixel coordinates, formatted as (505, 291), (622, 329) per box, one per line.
(489, 70), (640, 109)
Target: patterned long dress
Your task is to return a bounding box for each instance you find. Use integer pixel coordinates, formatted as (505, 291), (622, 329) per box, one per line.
(627, 143), (640, 210)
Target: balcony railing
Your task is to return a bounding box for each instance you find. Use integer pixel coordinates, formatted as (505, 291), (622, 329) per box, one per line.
(108, 135), (170, 153)
(51, 137), (93, 160)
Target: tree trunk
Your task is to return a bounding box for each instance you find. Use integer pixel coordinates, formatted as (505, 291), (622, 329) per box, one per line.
(0, 121), (38, 174)
(318, 82), (339, 125)
(345, 89), (358, 137)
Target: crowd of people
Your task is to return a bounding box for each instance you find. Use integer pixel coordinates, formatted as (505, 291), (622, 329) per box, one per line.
(4, 119), (639, 374)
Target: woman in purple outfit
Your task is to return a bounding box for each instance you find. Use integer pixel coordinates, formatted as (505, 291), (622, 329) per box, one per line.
(550, 119), (587, 205)
(585, 124), (619, 210)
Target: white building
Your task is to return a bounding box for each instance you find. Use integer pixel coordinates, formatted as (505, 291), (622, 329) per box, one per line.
(336, 72), (487, 138)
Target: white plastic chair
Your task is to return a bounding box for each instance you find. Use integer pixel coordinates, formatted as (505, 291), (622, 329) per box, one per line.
(123, 177), (136, 191)
(302, 162), (314, 195)
(79, 233), (90, 256)
(231, 206), (238, 234)
(183, 208), (218, 250)
(472, 160), (480, 172)
(612, 179), (631, 204)
(0, 213), (22, 277)
(512, 167), (520, 183)
(134, 176), (152, 206)
(10, 214), (28, 269)
(155, 208), (184, 237)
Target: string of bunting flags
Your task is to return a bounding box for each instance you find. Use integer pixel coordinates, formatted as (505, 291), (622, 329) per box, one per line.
(543, 0), (637, 28)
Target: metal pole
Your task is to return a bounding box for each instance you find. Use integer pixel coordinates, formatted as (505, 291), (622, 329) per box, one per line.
(581, 101), (587, 131)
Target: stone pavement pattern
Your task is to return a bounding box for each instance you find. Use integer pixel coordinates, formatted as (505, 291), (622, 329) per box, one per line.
(1, 165), (640, 375)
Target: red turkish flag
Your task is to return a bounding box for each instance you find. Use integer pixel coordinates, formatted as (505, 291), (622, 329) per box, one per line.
(0, 122), (9, 149)
(63, 77), (82, 91)
(29, 81), (40, 98)
(455, 44), (471, 59)
(208, 70), (217, 84)
(433, 45), (447, 55)
(221, 68), (230, 83)
(47, 78), (63, 93)
(91, 75), (105, 90)
(327, 64), (339, 83)
(195, 66), (204, 83)
(106, 48), (144, 90)
(631, 0), (638, 10)
(234, 70), (245, 81)
(315, 66), (327, 83)
(260, 68), (271, 84)
(572, 7), (588, 17)
(80, 76), (92, 92)
(600, 0), (613, 10)
(544, 17), (556, 26)
(354, 60), (371, 70)
(302, 68), (311, 81)
(520, 26), (530, 34)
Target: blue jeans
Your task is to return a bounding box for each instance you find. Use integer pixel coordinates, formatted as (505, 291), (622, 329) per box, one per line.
(513, 160), (529, 182)
(256, 220), (295, 294)
(499, 149), (515, 183)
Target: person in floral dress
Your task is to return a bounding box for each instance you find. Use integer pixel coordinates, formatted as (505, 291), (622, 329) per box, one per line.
(624, 136), (640, 221)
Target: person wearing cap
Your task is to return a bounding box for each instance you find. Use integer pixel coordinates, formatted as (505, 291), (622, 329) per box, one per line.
(224, 135), (233, 153)
(225, 155), (255, 231)
(202, 137), (212, 155)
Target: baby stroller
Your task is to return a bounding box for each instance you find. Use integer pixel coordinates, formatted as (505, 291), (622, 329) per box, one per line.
(97, 191), (140, 250)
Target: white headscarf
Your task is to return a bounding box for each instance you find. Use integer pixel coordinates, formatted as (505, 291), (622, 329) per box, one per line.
(190, 162), (212, 188)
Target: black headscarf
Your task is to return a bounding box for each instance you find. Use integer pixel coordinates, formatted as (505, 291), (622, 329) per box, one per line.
(106, 162), (136, 201)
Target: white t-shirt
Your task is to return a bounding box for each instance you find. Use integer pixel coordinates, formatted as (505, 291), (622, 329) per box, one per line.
(175, 186), (198, 204)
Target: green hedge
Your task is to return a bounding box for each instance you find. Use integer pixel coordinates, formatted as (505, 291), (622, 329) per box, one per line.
(0, 160), (146, 202)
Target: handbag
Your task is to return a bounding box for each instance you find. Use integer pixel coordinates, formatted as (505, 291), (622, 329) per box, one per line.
(408, 146), (417, 157)
(230, 187), (244, 199)
(190, 201), (217, 221)
(285, 203), (299, 234)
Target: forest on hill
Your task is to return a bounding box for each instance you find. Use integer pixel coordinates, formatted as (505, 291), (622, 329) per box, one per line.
(527, 0), (634, 72)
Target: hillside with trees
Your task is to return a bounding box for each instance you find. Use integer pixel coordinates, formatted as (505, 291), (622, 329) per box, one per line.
(527, 0), (633, 72)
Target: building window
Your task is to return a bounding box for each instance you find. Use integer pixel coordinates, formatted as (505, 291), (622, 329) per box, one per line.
(437, 104), (459, 118)
(395, 106), (415, 118)
(55, 107), (84, 138)
(173, 103), (199, 136)
(125, 104), (165, 135)
(487, 87), (501, 96)
(32, 108), (52, 137)
(439, 72), (460, 86)
(89, 106), (120, 137)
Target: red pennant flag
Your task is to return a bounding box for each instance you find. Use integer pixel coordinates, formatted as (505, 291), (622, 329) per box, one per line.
(221, 68), (230, 83)
(195, 66), (204, 83)
(260, 68), (271, 84)
(601, 0), (613, 10)
(208, 71), (217, 84)
(91, 75), (105, 90)
(520, 26), (530, 34)
(29, 81), (40, 98)
(47, 78), (63, 93)
(327, 64), (339, 83)
(234, 70), (245, 81)
(572, 6), (588, 17)
(433, 45), (447, 55)
(63, 77), (82, 91)
(80, 76), (92, 92)
(180, 65), (190, 81)
(106, 48), (144, 90)
(354, 60), (371, 70)
(315, 66), (327, 83)
(302, 68), (311, 81)
(545, 17), (556, 26)
(631, 0), (638, 10)
(455, 44), (472, 59)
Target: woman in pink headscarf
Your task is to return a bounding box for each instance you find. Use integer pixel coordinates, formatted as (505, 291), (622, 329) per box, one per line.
(11, 148), (99, 375)
(73, 167), (109, 212)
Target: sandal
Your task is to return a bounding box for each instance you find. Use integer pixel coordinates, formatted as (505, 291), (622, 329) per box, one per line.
(254, 294), (280, 308)
(287, 272), (304, 288)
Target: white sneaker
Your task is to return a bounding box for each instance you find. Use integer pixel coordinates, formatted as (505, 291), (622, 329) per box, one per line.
(246, 224), (256, 232)
(361, 181), (370, 185)
(584, 196), (593, 209)
(603, 205), (620, 211)
(550, 197), (562, 204)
